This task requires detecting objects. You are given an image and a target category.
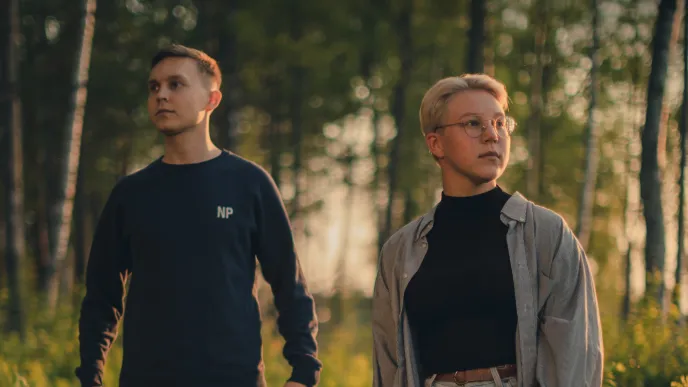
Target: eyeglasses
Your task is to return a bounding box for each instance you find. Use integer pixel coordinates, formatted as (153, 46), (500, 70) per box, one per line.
(434, 116), (517, 138)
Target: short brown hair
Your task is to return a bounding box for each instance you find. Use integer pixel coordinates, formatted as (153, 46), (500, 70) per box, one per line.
(151, 44), (222, 88)
(419, 74), (509, 136)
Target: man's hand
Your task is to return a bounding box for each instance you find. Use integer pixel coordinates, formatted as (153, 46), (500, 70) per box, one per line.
(284, 382), (307, 387)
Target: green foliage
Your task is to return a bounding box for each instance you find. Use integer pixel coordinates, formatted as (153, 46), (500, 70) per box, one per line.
(261, 314), (373, 387)
(0, 292), (373, 387)
(5, 0), (688, 386)
(602, 298), (688, 387)
(3, 290), (688, 386)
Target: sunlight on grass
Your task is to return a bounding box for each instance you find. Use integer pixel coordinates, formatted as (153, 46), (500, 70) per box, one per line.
(1, 294), (687, 386)
(0, 297), (372, 387)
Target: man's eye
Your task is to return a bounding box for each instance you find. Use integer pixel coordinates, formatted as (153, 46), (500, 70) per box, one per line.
(148, 84), (158, 92)
(466, 119), (482, 127)
(170, 81), (180, 89)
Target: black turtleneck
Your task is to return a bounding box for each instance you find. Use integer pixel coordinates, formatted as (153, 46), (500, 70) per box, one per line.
(404, 186), (517, 375)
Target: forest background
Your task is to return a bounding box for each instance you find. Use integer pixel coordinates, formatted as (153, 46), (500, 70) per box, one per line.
(3, 0), (688, 386)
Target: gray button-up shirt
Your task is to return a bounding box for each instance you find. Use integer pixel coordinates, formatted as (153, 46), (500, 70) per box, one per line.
(372, 192), (603, 387)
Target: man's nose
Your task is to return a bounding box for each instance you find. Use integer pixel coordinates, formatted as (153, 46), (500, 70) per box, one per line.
(156, 86), (170, 101)
(483, 122), (500, 142)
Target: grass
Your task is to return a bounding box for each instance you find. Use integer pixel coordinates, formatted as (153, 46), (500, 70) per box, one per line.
(0, 289), (372, 387)
(1, 288), (688, 386)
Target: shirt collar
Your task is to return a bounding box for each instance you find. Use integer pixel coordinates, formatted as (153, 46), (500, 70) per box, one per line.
(413, 191), (529, 242)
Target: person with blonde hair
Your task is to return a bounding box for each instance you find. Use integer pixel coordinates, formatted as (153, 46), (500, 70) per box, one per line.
(372, 74), (603, 387)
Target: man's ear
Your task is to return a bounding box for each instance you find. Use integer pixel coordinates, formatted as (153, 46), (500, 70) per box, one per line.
(425, 132), (444, 159)
(207, 90), (223, 111)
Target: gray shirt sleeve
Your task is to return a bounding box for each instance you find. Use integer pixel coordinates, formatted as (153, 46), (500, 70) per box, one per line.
(372, 240), (400, 387)
(536, 220), (604, 387)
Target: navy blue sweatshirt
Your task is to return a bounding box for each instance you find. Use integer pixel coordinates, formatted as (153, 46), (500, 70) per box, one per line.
(76, 151), (321, 387)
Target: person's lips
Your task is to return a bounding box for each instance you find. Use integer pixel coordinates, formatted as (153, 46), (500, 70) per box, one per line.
(479, 151), (500, 159)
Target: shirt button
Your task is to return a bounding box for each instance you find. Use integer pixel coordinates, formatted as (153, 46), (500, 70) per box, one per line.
(421, 241), (428, 247)
(403, 273), (408, 279)
(519, 217), (525, 221)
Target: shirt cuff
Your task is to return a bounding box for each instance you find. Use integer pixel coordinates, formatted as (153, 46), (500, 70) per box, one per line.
(75, 364), (104, 387)
(289, 364), (321, 387)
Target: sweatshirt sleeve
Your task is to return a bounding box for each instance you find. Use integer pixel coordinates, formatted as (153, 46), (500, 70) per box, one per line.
(75, 183), (132, 387)
(253, 168), (322, 386)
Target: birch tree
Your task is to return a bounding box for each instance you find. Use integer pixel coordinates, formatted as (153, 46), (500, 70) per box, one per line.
(46, 0), (97, 311)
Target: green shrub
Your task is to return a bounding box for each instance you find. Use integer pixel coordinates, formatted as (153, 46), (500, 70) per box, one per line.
(0, 295), (372, 387)
(2, 292), (688, 386)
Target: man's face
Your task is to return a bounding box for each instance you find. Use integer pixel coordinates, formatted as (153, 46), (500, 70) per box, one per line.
(147, 57), (215, 136)
(425, 90), (511, 185)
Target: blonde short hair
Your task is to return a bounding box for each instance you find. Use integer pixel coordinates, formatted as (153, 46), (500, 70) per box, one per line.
(419, 74), (509, 136)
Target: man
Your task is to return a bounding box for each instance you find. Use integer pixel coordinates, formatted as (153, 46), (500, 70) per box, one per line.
(76, 44), (321, 387)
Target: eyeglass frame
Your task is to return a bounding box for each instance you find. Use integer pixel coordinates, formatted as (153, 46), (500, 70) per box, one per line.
(432, 115), (517, 138)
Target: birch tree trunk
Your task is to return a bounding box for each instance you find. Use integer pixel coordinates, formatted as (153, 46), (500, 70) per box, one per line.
(526, 0), (547, 200)
(46, 0), (97, 311)
(332, 149), (355, 324)
(381, 0), (413, 248)
(466, 0), (485, 74)
(674, 0), (688, 312)
(640, 0), (677, 305)
(575, 0), (601, 250)
(289, 0), (304, 220)
(2, 0), (26, 338)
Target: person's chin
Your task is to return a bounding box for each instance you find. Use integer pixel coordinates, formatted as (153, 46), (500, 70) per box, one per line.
(475, 166), (503, 182)
(157, 126), (186, 137)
